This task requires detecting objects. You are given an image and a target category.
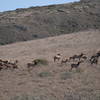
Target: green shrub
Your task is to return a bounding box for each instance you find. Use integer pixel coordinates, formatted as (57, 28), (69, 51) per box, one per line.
(38, 72), (51, 77)
(0, 42), (6, 45)
(11, 96), (20, 100)
(11, 94), (56, 100)
(61, 71), (72, 80)
(11, 94), (31, 100)
(33, 59), (48, 66)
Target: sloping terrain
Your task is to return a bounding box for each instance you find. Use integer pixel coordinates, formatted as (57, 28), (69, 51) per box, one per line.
(0, 0), (100, 45)
(0, 30), (100, 100)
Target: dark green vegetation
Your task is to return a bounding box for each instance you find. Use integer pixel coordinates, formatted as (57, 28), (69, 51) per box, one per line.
(0, 0), (100, 45)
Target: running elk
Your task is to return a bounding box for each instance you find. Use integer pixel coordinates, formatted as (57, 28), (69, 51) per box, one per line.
(70, 61), (82, 71)
(69, 53), (85, 61)
(54, 54), (62, 62)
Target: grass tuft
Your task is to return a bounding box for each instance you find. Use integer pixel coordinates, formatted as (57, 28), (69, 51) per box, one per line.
(38, 72), (52, 77)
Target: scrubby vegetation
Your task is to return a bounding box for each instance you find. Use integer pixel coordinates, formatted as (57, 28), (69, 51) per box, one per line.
(33, 59), (49, 66)
(0, 0), (100, 45)
(38, 71), (52, 77)
(61, 71), (72, 80)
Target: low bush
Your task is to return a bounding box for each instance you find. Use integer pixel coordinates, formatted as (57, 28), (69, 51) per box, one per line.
(33, 59), (49, 66)
(61, 71), (72, 80)
(38, 71), (52, 77)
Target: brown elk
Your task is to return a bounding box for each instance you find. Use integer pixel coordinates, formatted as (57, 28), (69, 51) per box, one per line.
(90, 56), (98, 65)
(81, 56), (87, 61)
(0, 59), (18, 70)
(6, 60), (18, 69)
(70, 61), (82, 71)
(96, 51), (100, 58)
(90, 54), (98, 63)
(0, 59), (3, 62)
(0, 66), (3, 70)
(61, 58), (69, 64)
(54, 54), (61, 62)
(69, 53), (85, 61)
(27, 63), (35, 68)
(0, 62), (3, 66)
(2, 60), (9, 64)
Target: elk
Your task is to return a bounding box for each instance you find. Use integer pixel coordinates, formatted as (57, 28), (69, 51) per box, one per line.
(90, 55), (98, 63)
(54, 54), (61, 62)
(81, 56), (87, 61)
(27, 59), (40, 68)
(0, 59), (18, 70)
(14, 60), (18, 64)
(2, 60), (9, 64)
(7, 60), (18, 69)
(11, 60), (18, 69)
(96, 51), (100, 58)
(70, 61), (82, 71)
(0, 62), (3, 66)
(0, 66), (3, 70)
(27, 63), (35, 68)
(0, 59), (3, 62)
(69, 53), (85, 61)
(12, 64), (18, 69)
(90, 51), (100, 62)
(90, 56), (98, 65)
(0, 62), (3, 70)
(61, 58), (69, 64)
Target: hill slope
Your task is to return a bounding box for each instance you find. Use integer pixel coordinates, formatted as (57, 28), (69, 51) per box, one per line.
(0, 0), (100, 45)
(0, 30), (100, 100)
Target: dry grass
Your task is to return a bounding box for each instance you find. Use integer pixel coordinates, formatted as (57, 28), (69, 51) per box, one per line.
(0, 30), (100, 100)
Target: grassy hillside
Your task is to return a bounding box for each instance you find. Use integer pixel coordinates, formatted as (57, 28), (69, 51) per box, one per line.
(0, 0), (100, 45)
(0, 30), (100, 100)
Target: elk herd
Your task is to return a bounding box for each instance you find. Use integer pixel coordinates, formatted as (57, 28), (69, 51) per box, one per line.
(54, 50), (100, 71)
(0, 50), (100, 71)
(0, 59), (18, 70)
